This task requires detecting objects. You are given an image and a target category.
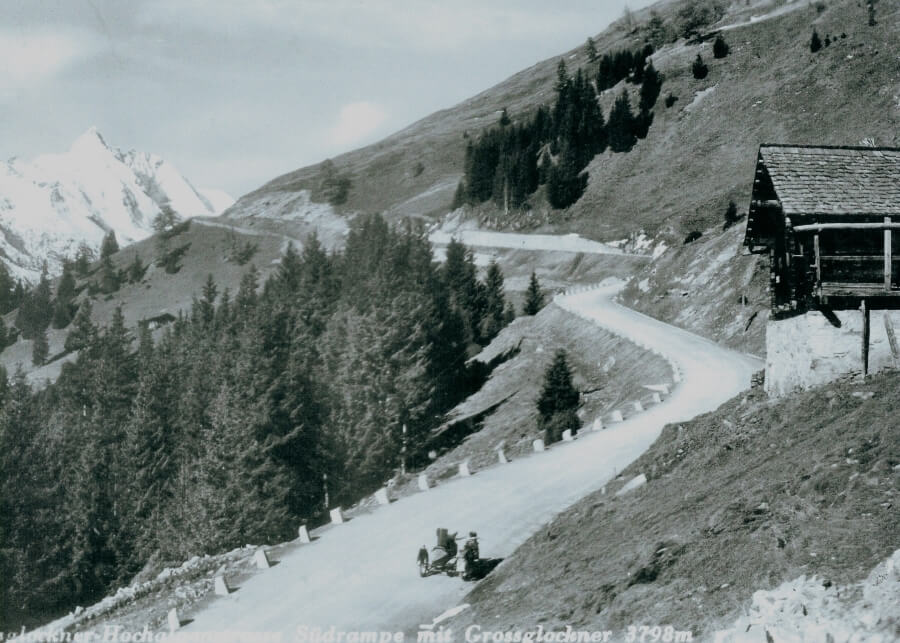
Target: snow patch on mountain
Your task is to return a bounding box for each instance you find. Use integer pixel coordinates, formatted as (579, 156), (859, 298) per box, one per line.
(0, 127), (234, 282)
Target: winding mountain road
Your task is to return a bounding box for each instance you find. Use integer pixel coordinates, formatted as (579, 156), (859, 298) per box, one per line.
(182, 282), (762, 638)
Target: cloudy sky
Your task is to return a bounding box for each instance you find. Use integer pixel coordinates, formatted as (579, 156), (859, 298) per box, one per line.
(0, 0), (655, 199)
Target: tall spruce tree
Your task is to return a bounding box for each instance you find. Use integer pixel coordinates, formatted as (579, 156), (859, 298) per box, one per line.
(639, 62), (663, 112)
(100, 231), (119, 258)
(536, 349), (580, 444)
(52, 264), (78, 329)
(547, 143), (587, 208)
(65, 299), (98, 353)
(607, 90), (637, 153)
(585, 36), (598, 62)
(524, 271), (545, 315)
(480, 260), (511, 344)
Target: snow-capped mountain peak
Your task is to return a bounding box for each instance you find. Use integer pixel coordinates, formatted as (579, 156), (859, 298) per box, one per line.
(0, 128), (235, 282)
(69, 126), (111, 156)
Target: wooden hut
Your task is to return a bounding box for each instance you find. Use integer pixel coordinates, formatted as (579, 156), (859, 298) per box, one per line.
(744, 144), (900, 313)
(744, 144), (900, 374)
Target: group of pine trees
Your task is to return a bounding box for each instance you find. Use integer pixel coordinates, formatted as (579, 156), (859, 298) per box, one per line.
(455, 45), (662, 212)
(0, 214), (520, 629)
(0, 228), (153, 368)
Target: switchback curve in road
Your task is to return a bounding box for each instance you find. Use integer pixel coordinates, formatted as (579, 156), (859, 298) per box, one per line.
(183, 282), (763, 637)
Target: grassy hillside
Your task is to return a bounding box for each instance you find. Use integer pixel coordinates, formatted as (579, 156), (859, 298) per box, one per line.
(0, 219), (288, 382)
(226, 0), (899, 245)
(446, 370), (899, 638)
(397, 303), (672, 490)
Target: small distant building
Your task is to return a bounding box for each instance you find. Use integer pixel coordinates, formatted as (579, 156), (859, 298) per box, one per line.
(743, 144), (900, 395)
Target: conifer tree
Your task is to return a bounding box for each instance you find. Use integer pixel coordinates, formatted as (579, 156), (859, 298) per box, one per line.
(52, 265), (78, 329)
(547, 143), (587, 208)
(65, 299), (98, 353)
(691, 53), (709, 79)
(596, 54), (615, 91)
(153, 206), (181, 266)
(443, 238), (486, 345)
(713, 34), (730, 58)
(639, 62), (663, 112)
(100, 255), (120, 293)
(128, 254), (146, 283)
(100, 231), (119, 259)
(57, 263), (77, 302)
(555, 59), (570, 94)
(585, 36), (598, 62)
(200, 274), (219, 326)
(607, 90), (638, 152)
(0, 262), (16, 314)
(536, 349), (580, 444)
(123, 342), (180, 559)
(32, 328), (49, 365)
(235, 265), (260, 318)
(810, 30), (822, 53)
(524, 271), (545, 315)
(75, 242), (94, 277)
(480, 260), (511, 344)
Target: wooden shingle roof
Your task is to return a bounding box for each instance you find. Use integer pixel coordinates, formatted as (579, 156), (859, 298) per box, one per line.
(760, 145), (900, 217)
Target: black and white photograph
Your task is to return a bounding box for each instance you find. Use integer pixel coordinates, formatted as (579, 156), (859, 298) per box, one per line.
(0, 0), (897, 641)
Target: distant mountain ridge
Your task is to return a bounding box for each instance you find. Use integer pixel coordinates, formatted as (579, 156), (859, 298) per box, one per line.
(0, 128), (234, 282)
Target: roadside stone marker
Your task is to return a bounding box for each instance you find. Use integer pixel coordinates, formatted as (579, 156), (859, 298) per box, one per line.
(329, 507), (344, 524)
(562, 429), (574, 442)
(458, 461), (471, 477)
(417, 473), (430, 492)
(592, 417), (603, 431)
(616, 473), (648, 496)
(254, 549), (270, 569)
(167, 608), (181, 633)
(533, 438), (545, 452)
(611, 410), (624, 422)
(633, 401), (644, 412)
(298, 525), (311, 543)
(498, 449), (508, 464)
(652, 392), (662, 404)
(214, 575), (231, 596)
(374, 488), (390, 506)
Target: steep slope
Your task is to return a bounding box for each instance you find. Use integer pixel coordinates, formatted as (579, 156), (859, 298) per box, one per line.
(447, 369), (899, 639)
(224, 0), (898, 245)
(0, 128), (233, 281)
(620, 223), (769, 355)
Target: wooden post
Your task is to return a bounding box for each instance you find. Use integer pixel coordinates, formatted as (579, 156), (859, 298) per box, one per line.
(884, 313), (899, 363)
(861, 299), (870, 376)
(814, 233), (821, 286)
(885, 217), (892, 291)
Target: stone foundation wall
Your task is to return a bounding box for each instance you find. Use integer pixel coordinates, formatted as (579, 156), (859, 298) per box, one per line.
(765, 308), (900, 396)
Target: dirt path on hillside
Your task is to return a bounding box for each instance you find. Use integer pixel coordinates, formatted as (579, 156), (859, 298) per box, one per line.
(180, 283), (762, 638)
(192, 216), (304, 250)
